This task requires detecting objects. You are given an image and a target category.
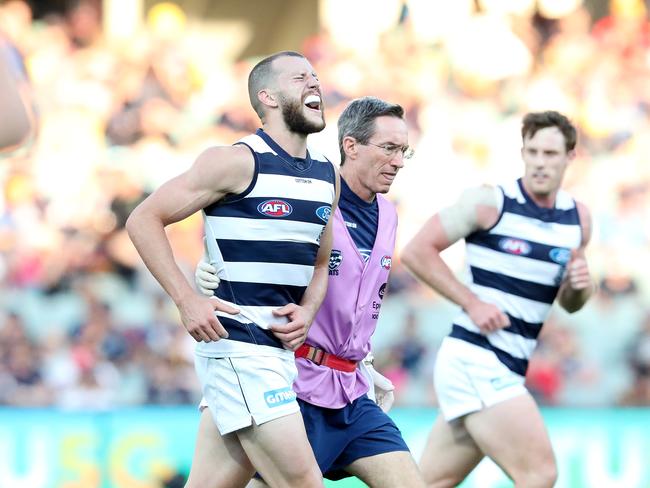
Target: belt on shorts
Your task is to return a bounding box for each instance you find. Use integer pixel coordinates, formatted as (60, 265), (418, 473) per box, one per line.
(295, 344), (358, 373)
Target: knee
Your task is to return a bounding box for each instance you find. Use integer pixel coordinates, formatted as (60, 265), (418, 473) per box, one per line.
(287, 472), (322, 488)
(185, 472), (249, 488)
(277, 465), (322, 488)
(427, 479), (464, 488)
(536, 460), (558, 488)
(513, 458), (558, 488)
(422, 472), (466, 488)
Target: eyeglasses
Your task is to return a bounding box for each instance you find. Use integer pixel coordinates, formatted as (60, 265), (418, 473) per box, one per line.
(364, 142), (415, 160)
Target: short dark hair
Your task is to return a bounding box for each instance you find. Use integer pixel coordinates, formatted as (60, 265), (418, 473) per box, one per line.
(338, 97), (405, 165)
(247, 51), (306, 120)
(521, 111), (577, 152)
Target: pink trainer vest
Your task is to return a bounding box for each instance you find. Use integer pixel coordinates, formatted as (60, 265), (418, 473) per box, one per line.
(293, 194), (398, 408)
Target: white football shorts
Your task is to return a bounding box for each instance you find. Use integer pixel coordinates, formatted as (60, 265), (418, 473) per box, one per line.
(434, 336), (527, 421)
(195, 353), (300, 435)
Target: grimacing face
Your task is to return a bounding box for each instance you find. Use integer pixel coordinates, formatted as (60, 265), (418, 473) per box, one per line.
(272, 56), (325, 135)
(521, 126), (574, 201)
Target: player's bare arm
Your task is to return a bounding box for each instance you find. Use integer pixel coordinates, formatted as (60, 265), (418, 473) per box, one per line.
(558, 201), (595, 313)
(402, 185), (510, 333)
(271, 167), (341, 350)
(126, 145), (254, 342)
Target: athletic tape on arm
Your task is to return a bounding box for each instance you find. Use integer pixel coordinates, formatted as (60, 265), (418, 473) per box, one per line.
(438, 185), (500, 243)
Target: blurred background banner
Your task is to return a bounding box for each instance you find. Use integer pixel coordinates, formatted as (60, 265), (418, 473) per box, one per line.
(2, 0), (650, 485)
(0, 407), (648, 488)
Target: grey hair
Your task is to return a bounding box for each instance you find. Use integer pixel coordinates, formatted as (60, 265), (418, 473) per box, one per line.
(337, 97), (405, 165)
(247, 51), (306, 120)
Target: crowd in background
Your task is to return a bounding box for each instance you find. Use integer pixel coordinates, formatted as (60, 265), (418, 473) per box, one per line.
(1, 0), (650, 410)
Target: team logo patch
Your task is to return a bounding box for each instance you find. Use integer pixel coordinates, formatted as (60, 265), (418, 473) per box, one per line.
(315, 205), (331, 223)
(380, 255), (392, 270)
(264, 387), (296, 408)
(498, 238), (532, 256)
(549, 247), (571, 265)
(257, 199), (293, 217)
(378, 282), (387, 300)
(329, 250), (343, 271)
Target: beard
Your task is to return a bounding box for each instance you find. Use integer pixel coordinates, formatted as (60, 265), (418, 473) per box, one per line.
(280, 95), (325, 135)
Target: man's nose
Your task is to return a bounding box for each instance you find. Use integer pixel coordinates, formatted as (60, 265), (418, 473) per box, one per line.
(307, 74), (320, 89)
(531, 154), (546, 167)
(391, 152), (405, 168)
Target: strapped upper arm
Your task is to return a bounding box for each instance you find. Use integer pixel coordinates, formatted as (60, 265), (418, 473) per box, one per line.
(437, 184), (500, 245)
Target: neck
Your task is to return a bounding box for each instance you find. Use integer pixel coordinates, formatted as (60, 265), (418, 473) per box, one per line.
(340, 166), (376, 203)
(262, 123), (308, 158)
(521, 180), (557, 208)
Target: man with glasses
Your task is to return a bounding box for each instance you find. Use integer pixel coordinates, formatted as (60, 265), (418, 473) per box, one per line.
(197, 96), (424, 487)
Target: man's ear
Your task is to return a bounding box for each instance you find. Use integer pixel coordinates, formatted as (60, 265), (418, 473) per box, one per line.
(342, 136), (358, 160)
(258, 89), (278, 109)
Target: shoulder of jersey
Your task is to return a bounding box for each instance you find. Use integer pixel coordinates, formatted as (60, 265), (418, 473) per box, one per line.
(307, 145), (330, 163)
(555, 189), (575, 210)
(237, 134), (274, 154)
(499, 180), (520, 200)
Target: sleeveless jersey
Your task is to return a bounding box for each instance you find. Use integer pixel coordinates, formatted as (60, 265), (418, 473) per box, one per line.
(197, 129), (336, 358)
(450, 179), (582, 376)
(293, 194), (398, 408)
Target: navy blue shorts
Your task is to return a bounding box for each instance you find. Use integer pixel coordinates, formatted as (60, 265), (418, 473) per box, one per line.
(299, 395), (410, 480)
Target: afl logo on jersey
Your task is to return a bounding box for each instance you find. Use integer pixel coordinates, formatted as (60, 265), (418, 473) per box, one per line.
(257, 200), (293, 217)
(316, 205), (331, 223)
(549, 247), (571, 265)
(380, 255), (392, 270)
(498, 238), (531, 256)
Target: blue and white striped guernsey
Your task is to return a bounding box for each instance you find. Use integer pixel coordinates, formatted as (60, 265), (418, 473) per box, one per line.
(197, 129), (336, 358)
(450, 178), (582, 376)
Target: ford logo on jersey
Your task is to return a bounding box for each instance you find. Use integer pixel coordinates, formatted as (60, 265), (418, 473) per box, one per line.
(315, 205), (331, 223)
(380, 255), (392, 270)
(257, 199), (293, 217)
(498, 238), (531, 256)
(549, 247), (571, 265)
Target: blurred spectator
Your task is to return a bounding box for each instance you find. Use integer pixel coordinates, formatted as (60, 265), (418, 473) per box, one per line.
(620, 313), (650, 405)
(527, 314), (601, 405)
(376, 309), (436, 406)
(0, 0), (649, 408)
(162, 471), (188, 488)
(392, 310), (427, 375)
